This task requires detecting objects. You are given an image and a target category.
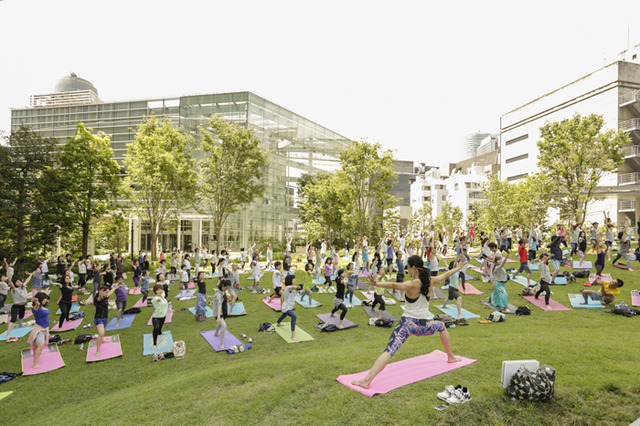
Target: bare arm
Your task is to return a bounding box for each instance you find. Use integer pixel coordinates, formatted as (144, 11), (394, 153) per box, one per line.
(23, 272), (33, 286)
(431, 259), (468, 286)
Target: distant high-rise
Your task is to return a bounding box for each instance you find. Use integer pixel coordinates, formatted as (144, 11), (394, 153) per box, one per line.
(465, 132), (491, 158)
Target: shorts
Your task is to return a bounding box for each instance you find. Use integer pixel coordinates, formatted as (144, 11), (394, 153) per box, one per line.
(384, 316), (445, 356)
(116, 300), (127, 311)
(274, 287), (282, 296)
(10, 304), (26, 323)
(448, 287), (461, 300)
(94, 317), (108, 328)
(227, 286), (237, 297)
(34, 330), (47, 346)
(333, 298), (344, 309)
(386, 258), (394, 266)
(550, 259), (561, 270)
(518, 262), (531, 274)
(587, 291), (606, 302)
(605, 241), (612, 248)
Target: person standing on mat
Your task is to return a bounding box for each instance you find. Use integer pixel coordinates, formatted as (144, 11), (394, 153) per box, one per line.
(298, 263), (315, 306)
(594, 232), (606, 277)
(227, 263), (240, 314)
(250, 254), (262, 293)
(535, 253), (553, 310)
(267, 261), (284, 304)
(140, 270), (151, 304)
(114, 275), (128, 328)
(151, 284), (168, 350)
(27, 293), (50, 369)
(50, 275), (79, 328)
(180, 264), (190, 291)
(489, 249), (510, 312)
(5, 273), (32, 342)
(345, 262), (356, 307)
(323, 257), (333, 293)
(276, 274), (298, 341)
(548, 235), (564, 284)
(330, 269), (349, 329)
(393, 250), (406, 302)
(612, 230), (633, 268)
(366, 267), (387, 319)
(441, 260), (464, 318)
(352, 255), (465, 390)
(213, 279), (232, 349)
(194, 271), (208, 320)
(93, 283), (119, 357)
(511, 239), (532, 286)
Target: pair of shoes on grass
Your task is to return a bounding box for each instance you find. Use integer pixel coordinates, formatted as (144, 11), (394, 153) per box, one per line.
(437, 385), (472, 404)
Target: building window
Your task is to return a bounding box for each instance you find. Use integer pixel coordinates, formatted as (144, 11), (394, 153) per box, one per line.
(441, 195), (446, 201)
(455, 183), (459, 190)
(505, 153), (529, 164)
(507, 173), (528, 182)
(505, 134), (528, 146)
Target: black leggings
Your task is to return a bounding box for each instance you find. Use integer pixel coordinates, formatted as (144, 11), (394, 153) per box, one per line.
(141, 290), (148, 303)
(331, 303), (348, 320)
(535, 280), (551, 305)
(595, 263), (604, 276)
(59, 301), (71, 327)
(372, 293), (386, 311)
(10, 304), (25, 323)
(163, 284), (169, 299)
(0, 293), (6, 309)
(459, 271), (466, 291)
(152, 317), (166, 346)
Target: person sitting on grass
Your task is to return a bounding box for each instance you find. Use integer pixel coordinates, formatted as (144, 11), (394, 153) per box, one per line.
(213, 279), (231, 349)
(352, 255), (466, 390)
(27, 293), (50, 369)
(580, 277), (623, 308)
(276, 274), (298, 341)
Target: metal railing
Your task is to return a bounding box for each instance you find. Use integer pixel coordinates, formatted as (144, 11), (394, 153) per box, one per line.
(618, 172), (640, 185)
(618, 200), (636, 211)
(622, 145), (640, 157)
(620, 118), (640, 131)
(619, 90), (640, 106)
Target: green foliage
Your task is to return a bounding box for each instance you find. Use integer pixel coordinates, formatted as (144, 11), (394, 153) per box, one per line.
(195, 115), (268, 254)
(382, 206), (401, 237)
(298, 171), (348, 244)
(408, 202), (433, 238)
(434, 202), (463, 233)
(93, 214), (129, 254)
(538, 113), (629, 225)
(124, 117), (196, 260)
(339, 141), (397, 239)
(59, 123), (121, 255)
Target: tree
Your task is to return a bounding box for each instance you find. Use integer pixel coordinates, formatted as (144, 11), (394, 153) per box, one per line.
(538, 113), (630, 225)
(124, 117), (196, 261)
(194, 115), (268, 255)
(408, 202), (433, 238)
(434, 203), (463, 233)
(93, 214), (128, 253)
(382, 206), (402, 237)
(298, 171), (348, 244)
(59, 123), (121, 256)
(339, 141), (397, 239)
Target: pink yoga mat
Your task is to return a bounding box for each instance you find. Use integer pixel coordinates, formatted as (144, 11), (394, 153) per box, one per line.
(337, 350), (477, 397)
(147, 311), (174, 326)
(86, 335), (123, 362)
(22, 344), (65, 375)
(460, 283), (483, 295)
(469, 266), (484, 274)
(133, 298), (151, 308)
(128, 287), (142, 295)
(188, 282), (195, 289)
(262, 296), (282, 311)
(50, 318), (83, 332)
(613, 264), (639, 271)
(589, 273), (612, 283)
(523, 295), (572, 311)
(632, 290), (640, 307)
(200, 330), (243, 351)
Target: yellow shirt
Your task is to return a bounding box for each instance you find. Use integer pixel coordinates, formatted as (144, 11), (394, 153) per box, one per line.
(601, 281), (620, 298)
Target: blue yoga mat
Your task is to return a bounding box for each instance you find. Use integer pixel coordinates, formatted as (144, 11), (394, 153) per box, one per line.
(435, 304), (480, 319)
(511, 276), (537, 287)
(552, 277), (567, 285)
(56, 302), (81, 315)
(229, 302), (246, 316)
(188, 306), (215, 318)
(529, 263), (539, 271)
(295, 294), (322, 308)
(568, 293), (604, 309)
(346, 294), (362, 307)
(0, 325), (34, 341)
(106, 314), (136, 331)
(143, 330), (173, 356)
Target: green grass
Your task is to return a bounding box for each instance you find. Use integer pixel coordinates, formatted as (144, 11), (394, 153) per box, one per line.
(1, 255), (640, 425)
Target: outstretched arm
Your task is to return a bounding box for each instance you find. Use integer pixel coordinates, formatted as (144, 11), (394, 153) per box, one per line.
(431, 259), (467, 286)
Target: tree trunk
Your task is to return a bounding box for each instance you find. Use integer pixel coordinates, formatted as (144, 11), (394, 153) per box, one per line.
(82, 221), (90, 256)
(150, 220), (158, 262)
(16, 213), (25, 277)
(215, 221), (222, 257)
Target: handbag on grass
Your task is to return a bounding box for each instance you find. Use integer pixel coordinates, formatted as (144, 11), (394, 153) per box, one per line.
(508, 365), (555, 401)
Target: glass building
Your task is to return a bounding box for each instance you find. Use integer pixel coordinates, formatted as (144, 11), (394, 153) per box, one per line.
(11, 75), (352, 252)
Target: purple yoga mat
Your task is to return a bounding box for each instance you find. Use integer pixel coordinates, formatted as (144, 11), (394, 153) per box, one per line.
(50, 318), (83, 332)
(523, 295), (572, 311)
(22, 344), (65, 375)
(337, 350), (477, 397)
(86, 335), (123, 362)
(200, 330), (243, 351)
(316, 313), (358, 329)
(632, 290), (640, 307)
(613, 264), (639, 271)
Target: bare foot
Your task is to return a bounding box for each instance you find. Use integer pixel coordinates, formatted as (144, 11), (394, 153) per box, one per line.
(214, 333), (219, 337)
(116, 323), (120, 327)
(330, 314), (335, 318)
(447, 355), (462, 363)
(276, 323), (284, 327)
(352, 379), (370, 389)
(220, 345), (225, 350)
(337, 324), (344, 329)
(152, 345), (157, 350)
(32, 363), (40, 369)
(546, 306), (551, 310)
(580, 302), (588, 305)
(95, 352), (100, 357)
(291, 336), (298, 341)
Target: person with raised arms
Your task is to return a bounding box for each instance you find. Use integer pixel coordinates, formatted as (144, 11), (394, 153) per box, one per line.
(93, 282), (120, 357)
(5, 273), (33, 342)
(27, 293), (50, 369)
(276, 274), (299, 341)
(50, 275), (80, 328)
(352, 255), (466, 390)
(150, 284), (168, 350)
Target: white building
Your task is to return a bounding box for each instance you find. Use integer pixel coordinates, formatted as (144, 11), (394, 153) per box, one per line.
(500, 43), (640, 224)
(465, 132), (491, 158)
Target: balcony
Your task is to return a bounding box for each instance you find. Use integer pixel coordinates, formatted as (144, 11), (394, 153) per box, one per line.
(619, 199), (636, 212)
(619, 90), (640, 107)
(618, 172), (640, 185)
(620, 118), (640, 132)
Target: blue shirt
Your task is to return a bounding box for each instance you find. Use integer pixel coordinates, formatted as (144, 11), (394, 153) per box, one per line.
(386, 246), (394, 259)
(141, 277), (150, 292)
(33, 307), (50, 328)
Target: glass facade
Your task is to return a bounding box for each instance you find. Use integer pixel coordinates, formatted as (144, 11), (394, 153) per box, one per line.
(11, 91), (351, 251)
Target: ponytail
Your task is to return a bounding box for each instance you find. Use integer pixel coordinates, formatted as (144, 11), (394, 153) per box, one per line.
(407, 255), (431, 298)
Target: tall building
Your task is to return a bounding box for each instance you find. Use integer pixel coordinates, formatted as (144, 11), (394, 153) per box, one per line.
(465, 132), (491, 158)
(500, 43), (640, 224)
(11, 74), (352, 252)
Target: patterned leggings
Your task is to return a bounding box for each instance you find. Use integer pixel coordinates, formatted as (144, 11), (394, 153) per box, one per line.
(384, 316), (445, 356)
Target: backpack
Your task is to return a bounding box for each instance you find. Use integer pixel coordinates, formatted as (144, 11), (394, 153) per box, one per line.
(487, 311), (506, 322)
(521, 285), (539, 296)
(515, 306), (531, 316)
(48, 334), (61, 343)
(74, 334), (93, 344)
(123, 307), (141, 315)
(172, 341), (186, 358)
(318, 322), (339, 332)
(433, 314), (456, 328)
(258, 322), (275, 333)
(611, 302), (638, 317)
(374, 318), (394, 328)
(573, 270), (589, 278)
(69, 311), (85, 320)
(508, 365), (556, 401)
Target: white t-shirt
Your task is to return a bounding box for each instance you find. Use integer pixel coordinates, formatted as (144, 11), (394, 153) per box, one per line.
(181, 270), (189, 283)
(272, 270), (283, 289)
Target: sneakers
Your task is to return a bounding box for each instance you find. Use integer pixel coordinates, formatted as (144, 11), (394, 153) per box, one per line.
(6, 337), (18, 343)
(456, 318), (469, 326)
(437, 385), (461, 401)
(445, 387), (472, 404)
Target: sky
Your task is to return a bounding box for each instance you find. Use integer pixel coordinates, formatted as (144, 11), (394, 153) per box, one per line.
(1, 0), (639, 170)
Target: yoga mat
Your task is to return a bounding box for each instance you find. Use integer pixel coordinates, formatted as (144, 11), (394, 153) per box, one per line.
(480, 299), (518, 314)
(613, 264), (639, 271)
(359, 291), (397, 305)
(347, 294), (362, 307)
(0, 391), (13, 401)
(295, 294), (322, 308)
(523, 295), (572, 311)
(387, 289), (406, 302)
(551, 277), (567, 285)
(336, 350), (477, 397)
(463, 273), (476, 281)
(431, 287), (447, 300)
(188, 306), (215, 318)
(87, 335), (123, 362)
(358, 270), (372, 278)
(589, 273), (612, 283)
(529, 263), (539, 271)
(356, 280), (368, 291)
(316, 313), (359, 329)
(56, 302), (81, 315)
(246, 274), (263, 281)
(106, 314), (135, 331)
(459, 283), (483, 295)
(469, 265), (484, 274)
(143, 331), (174, 356)
(0, 325), (34, 341)
(228, 302), (246, 316)
(129, 287), (142, 295)
(568, 293), (604, 309)
(50, 318), (83, 332)
(57, 295), (78, 303)
(187, 282), (195, 289)
(147, 311), (174, 325)
(262, 296), (282, 311)
(399, 305), (434, 319)
(511, 276), (537, 287)
(201, 330), (243, 351)
(363, 306), (397, 321)
(22, 343), (65, 375)
(174, 290), (195, 299)
(435, 304), (480, 319)
(246, 285), (265, 293)
(631, 290), (640, 307)
(274, 323), (314, 343)
(573, 261), (592, 269)
(133, 297), (152, 308)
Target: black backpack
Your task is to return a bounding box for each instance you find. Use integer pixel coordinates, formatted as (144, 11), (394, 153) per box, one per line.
(611, 302), (639, 317)
(123, 307), (141, 315)
(319, 322), (339, 332)
(572, 270), (589, 278)
(433, 314), (456, 328)
(515, 306), (531, 316)
(374, 318), (394, 328)
(74, 334), (93, 344)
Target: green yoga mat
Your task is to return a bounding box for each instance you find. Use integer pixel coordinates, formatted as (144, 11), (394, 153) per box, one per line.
(274, 323), (314, 343)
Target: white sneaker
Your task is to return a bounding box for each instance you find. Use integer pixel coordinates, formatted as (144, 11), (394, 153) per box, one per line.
(446, 387), (471, 404)
(437, 385), (461, 401)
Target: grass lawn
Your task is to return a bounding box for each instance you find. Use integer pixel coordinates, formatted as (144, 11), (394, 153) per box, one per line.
(1, 253), (640, 425)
